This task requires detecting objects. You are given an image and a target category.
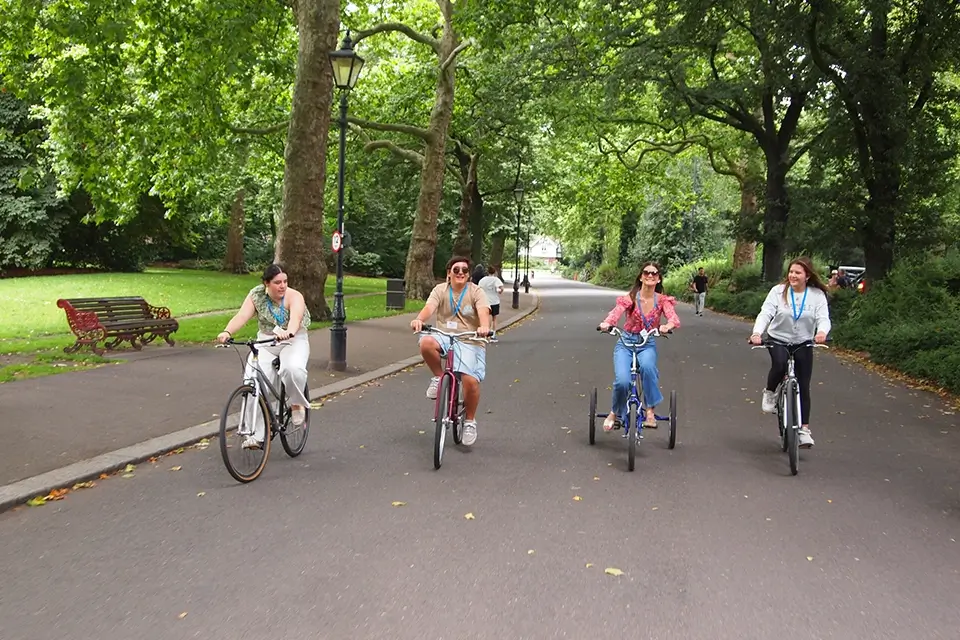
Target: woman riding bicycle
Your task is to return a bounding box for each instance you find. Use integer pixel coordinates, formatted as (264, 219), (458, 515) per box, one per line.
(215, 264), (311, 449)
(598, 262), (680, 432)
(749, 256), (831, 449)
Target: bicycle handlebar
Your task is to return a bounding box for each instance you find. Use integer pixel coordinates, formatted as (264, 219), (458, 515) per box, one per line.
(749, 339), (829, 351)
(597, 325), (671, 347)
(418, 324), (497, 343)
(215, 337), (282, 349)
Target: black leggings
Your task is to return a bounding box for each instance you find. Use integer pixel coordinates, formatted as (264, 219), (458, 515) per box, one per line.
(766, 345), (814, 424)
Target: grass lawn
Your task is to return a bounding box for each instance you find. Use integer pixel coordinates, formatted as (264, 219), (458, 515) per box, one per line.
(0, 268), (388, 339)
(0, 292), (420, 382)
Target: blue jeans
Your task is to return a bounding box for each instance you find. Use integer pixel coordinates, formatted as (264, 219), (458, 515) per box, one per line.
(612, 335), (663, 423)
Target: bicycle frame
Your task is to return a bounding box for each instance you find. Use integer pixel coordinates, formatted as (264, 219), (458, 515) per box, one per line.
(754, 340), (828, 431)
(601, 326), (669, 433)
(419, 326), (494, 425)
(224, 338), (289, 431)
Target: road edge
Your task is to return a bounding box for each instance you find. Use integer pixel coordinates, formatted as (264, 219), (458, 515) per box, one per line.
(0, 292), (542, 512)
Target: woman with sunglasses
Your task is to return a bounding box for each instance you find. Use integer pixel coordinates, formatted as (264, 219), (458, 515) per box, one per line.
(597, 262), (680, 432)
(410, 257), (492, 447)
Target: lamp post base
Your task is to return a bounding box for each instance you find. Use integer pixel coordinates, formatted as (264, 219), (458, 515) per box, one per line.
(522, 276), (530, 293)
(329, 325), (347, 371)
(512, 286), (520, 310)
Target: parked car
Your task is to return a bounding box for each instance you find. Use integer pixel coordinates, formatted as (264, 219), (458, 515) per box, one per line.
(828, 265), (866, 292)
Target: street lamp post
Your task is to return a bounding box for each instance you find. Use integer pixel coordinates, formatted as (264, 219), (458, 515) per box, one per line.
(512, 183), (524, 309)
(522, 230), (530, 293)
(327, 31), (364, 372)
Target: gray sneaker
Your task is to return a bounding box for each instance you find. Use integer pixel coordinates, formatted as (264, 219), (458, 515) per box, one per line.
(799, 427), (815, 449)
(241, 435), (263, 450)
(426, 376), (440, 399)
(761, 390), (777, 414)
(462, 420), (478, 446)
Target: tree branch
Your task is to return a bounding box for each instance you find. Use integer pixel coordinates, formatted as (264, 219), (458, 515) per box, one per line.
(787, 126), (826, 169)
(363, 140), (424, 165)
(347, 116), (433, 142)
(353, 22), (439, 53)
(440, 39), (473, 72)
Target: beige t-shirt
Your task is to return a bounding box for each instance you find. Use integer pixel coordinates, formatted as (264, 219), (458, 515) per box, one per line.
(426, 282), (489, 333)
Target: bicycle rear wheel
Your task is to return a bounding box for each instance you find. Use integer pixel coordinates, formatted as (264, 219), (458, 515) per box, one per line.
(784, 380), (799, 476)
(588, 387), (597, 445)
(219, 384), (271, 483)
(452, 377), (463, 445)
(280, 383), (310, 457)
(434, 375), (452, 469)
(668, 390), (677, 450)
(627, 404), (638, 472)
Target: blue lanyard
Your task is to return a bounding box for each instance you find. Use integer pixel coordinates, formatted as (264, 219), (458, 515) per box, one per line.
(635, 292), (658, 330)
(790, 287), (807, 322)
(449, 285), (468, 316)
(266, 295), (287, 326)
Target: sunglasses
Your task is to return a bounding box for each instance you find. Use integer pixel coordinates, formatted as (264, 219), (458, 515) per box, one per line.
(642, 270), (659, 277)
(450, 266), (470, 275)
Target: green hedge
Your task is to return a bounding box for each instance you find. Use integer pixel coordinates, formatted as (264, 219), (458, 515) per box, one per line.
(691, 250), (960, 394)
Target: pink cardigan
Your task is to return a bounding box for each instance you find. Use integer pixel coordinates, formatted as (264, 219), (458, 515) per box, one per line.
(603, 293), (681, 334)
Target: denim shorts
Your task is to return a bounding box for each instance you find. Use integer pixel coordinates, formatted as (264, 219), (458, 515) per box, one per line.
(420, 334), (486, 382)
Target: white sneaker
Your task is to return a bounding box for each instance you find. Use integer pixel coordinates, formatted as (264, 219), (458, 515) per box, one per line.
(426, 376), (440, 399)
(292, 407), (305, 427)
(242, 435), (263, 450)
(462, 420), (478, 446)
(761, 390), (777, 414)
(799, 427), (815, 449)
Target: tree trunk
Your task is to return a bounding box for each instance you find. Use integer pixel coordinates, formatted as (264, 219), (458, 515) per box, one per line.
(223, 187), (246, 273)
(274, 0), (339, 320)
(469, 181), (484, 264)
(451, 145), (476, 258)
(403, 13), (458, 299)
(862, 162), (900, 285)
(760, 154), (790, 282)
(489, 232), (505, 279)
(732, 174), (759, 270)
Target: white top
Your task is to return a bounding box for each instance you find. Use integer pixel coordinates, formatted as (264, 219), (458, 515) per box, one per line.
(477, 275), (505, 306)
(752, 284), (832, 344)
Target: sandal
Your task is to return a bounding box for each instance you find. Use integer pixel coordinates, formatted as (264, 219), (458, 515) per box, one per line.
(643, 414), (658, 429)
(603, 415), (617, 432)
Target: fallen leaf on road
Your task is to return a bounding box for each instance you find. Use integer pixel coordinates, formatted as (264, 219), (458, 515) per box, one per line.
(47, 488), (68, 501)
(121, 473), (135, 479)
(124, 463), (136, 473)
(174, 448), (185, 454)
(604, 567), (624, 577)
(827, 499), (832, 503)
(585, 563), (593, 568)
(27, 496), (46, 507)
(527, 550), (535, 555)
(806, 556), (813, 561)
(197, 492), (206, 497)
(418, 430), (426, 435)
(170, 466), (182, 472)
(593, 476), (599, 481)
(573, 495), (583, 501)
(514, 379), (520, 383)
(178, 612), (188, 619)
(73, 481), (95, 490)
(359, 445), (365, 449)
(464, 513), (475, 520)
(651, 506), (659, 511)
(391, 501), (406, 507)
(99, 473), (109, 479)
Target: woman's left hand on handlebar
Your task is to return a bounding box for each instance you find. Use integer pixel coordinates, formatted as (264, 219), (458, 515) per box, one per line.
(215, 331), (231, 344)
(814, 332), (828, 344)
(598, 322), (611, 332)
(748, 333), (762, 345)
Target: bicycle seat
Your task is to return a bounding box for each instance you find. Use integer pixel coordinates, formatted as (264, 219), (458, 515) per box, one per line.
(272, 357), (281, 371)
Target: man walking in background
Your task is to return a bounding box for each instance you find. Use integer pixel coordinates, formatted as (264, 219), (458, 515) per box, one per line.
(478, 266), (505, 330)
(690, 267), (708, 316)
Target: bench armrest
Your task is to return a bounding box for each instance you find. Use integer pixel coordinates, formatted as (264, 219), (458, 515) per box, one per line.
(57, 300), (102, 333)
(148, 305), (173, 319)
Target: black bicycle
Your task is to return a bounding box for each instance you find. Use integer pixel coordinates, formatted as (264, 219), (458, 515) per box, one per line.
(216, 337), (311, 483)
(752, 339), (827, 476)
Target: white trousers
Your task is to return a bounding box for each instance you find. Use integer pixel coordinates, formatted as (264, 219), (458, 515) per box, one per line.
(241, 332), (310, 440)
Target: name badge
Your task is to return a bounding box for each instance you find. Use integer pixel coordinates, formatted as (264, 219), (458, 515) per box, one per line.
(446, 321), (458, 330)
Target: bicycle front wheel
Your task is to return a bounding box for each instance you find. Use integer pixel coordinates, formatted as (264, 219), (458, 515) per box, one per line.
(784, 380), (799, 476)
(219, 384), (271, 483)
(434, 375), (452, 469)
(627, 404), (638, 472)
(280, 383), (310, 458)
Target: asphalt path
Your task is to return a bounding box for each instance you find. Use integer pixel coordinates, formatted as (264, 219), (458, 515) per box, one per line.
(2, 275), (958, 639)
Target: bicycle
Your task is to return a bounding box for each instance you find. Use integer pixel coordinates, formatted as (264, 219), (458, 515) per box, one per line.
(589, 326), (678, 471)
(216, 337), (311, 483)
(751, 339), (828, 476)
(417, 325), (496, 470)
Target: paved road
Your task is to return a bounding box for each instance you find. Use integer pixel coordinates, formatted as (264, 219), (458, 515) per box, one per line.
(2, 275), (958, 639)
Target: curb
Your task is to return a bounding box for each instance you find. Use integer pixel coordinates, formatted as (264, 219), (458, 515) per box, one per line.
(0, 292), (542, 512)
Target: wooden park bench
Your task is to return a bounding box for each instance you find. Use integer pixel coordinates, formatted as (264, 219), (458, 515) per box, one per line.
(56, 297), (179, 356)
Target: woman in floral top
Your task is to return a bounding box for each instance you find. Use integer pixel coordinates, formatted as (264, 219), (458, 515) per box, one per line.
(598, 262), (681, 432)
(215, 264), (311, 450)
